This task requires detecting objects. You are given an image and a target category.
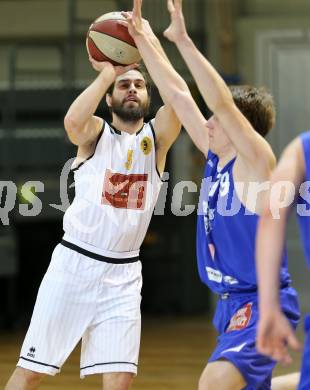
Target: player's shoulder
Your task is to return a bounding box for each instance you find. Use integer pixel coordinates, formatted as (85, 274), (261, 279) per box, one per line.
(93, 115), (105, 132)
(144, 118), (156, 138)
(282, 136), (303, 159)
(77, 117), (105, 156)
(295, 136), (307, 179)
(299, 129), (310, 140)
(298, 130), (310, 153)
(282, 131), (310, 157)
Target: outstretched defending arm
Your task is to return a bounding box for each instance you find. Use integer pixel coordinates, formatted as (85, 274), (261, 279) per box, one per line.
(123, 0), (209, 156)
(256, 138), (304, 364)
(164, 0), (274, 172)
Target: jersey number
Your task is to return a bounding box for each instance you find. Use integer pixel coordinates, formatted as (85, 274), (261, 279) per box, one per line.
(209, 172), (230, 198)
(102, 169), (148, 210)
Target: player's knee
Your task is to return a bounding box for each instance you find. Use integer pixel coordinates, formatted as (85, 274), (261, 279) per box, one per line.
(198, 367), (221, 390)
(5, 367), (45, 389)
(198, 362), (245, 390)
(25, 370), (44, 385)
(271, 372), (301, 390)
(18, 367), (44, 386)
(102, 372), (134, 390)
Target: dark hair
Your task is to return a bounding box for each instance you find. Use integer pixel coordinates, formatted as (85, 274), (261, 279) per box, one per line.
(107, 62), (152, 97)
(230, 85), (276, 138)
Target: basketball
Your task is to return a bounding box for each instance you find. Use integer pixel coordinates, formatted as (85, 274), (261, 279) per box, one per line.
(86, 12), (141, 66)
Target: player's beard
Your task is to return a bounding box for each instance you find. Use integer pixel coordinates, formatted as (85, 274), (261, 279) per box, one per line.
(111, 97), (150, 122)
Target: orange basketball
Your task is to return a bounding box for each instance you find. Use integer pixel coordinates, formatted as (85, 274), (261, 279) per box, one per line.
(86, 12), (141, 66)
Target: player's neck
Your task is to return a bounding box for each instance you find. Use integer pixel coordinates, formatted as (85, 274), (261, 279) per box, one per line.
(217, 147), (237, 168)
(111, 117), (144, 135)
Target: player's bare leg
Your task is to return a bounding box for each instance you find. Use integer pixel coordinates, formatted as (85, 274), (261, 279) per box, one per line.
(102, 372), (134, 390)
(271, 372), (300, 390)
(5, 367), (45, 390)
(198, 360), (246, 390)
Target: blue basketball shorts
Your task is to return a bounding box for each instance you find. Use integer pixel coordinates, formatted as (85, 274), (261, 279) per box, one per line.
(209, 287), (300, 390)
(298, 314), (310, 390)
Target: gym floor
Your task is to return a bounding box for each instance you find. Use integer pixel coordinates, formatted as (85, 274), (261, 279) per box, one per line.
(0, 316), (303, 389)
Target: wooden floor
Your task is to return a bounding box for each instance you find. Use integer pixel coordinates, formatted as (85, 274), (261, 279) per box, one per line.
(0, 317), (303, 389)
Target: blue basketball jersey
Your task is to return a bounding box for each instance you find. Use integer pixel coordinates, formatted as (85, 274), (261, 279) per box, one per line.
(197, 151), (291, 295)
(297, 131), (310, 268)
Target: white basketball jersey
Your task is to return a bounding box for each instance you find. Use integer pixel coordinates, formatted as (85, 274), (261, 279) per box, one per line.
(63, 121), (162, 257)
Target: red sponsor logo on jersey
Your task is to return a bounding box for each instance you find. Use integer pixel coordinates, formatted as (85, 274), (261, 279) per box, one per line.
(226, 302), (252, 332)
(102, 169), (148, 210)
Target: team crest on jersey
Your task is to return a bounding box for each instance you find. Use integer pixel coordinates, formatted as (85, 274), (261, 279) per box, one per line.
(140, 136), (152, 155)
(125, 149), (133, 170)
(226, 302), (253, 332)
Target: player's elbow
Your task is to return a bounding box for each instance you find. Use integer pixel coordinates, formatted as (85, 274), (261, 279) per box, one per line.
(160, 79), (190, 106)
(213, 96), (235, 116)
(170, 90), (193, 114)
(64, 115), (81, 145)
(64, 113), (77, 133)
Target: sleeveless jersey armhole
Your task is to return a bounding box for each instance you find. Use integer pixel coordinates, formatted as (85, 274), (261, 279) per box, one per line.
(149, 121), (164, 182)
(71, 122), (105, 172)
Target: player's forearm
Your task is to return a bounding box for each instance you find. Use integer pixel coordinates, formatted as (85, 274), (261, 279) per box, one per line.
(134, 34), (209, 154)
(174, 35), (233, 113)
(64, 69), (115, 131)
(138, 25), (168, 61)
(256, 213), (286, 311)
(175, 36), (274, 168)
(134, 34), (188, 100)
(148, 34), (170, 63)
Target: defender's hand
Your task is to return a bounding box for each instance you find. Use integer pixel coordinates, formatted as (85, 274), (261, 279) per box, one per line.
(164, 0), (188, 43)
(121, 0), (155, 40)
(257, 308), (301, 365)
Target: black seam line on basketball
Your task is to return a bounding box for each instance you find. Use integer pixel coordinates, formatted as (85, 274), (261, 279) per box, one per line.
(91, 28), (137, 49)
(61, 240), (139, 264)
(71, 125), (104, 172)
(149, 121), (164, 182)
(81, 361), (138, 370)
(19, 356), (59, 370)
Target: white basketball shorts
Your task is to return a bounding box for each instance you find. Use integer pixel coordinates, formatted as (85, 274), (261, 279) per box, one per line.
(17, 242), (142, 377)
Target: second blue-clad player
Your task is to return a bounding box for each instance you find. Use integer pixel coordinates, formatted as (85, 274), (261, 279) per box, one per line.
(256, 132), (310, 390)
